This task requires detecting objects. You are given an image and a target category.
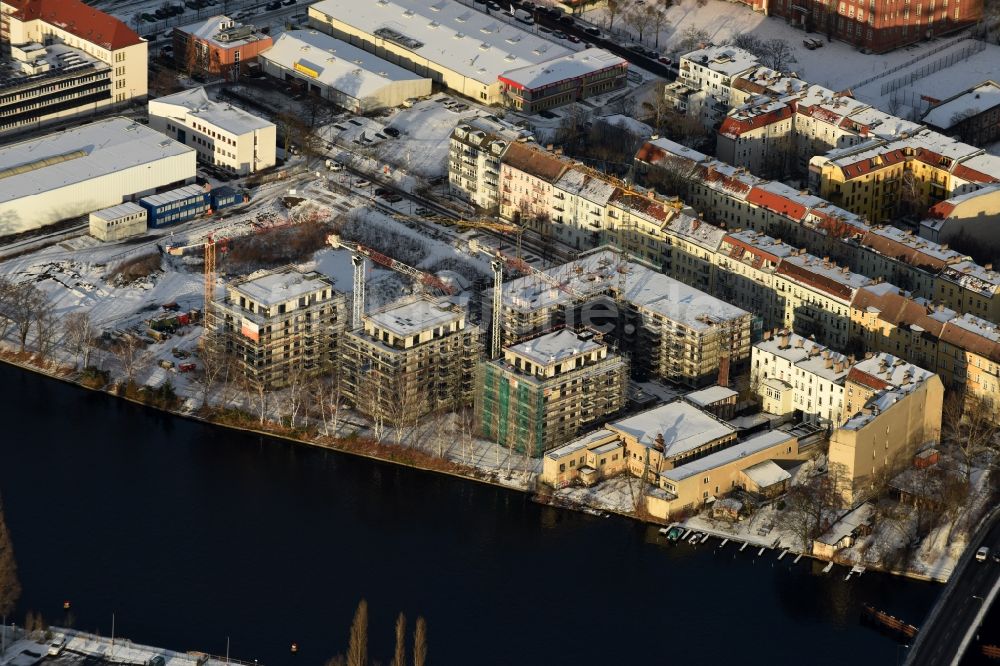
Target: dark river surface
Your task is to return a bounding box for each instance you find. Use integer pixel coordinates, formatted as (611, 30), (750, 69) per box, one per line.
(0, 362), (942, 665)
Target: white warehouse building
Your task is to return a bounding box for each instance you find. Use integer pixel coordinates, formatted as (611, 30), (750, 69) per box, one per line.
(0, 116), (196, 236)
(260, 30), (432, 113)
(148, 86), (276, 175)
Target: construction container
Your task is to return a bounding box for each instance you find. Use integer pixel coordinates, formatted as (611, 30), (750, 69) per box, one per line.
(210, 186), (242, 211)
(139, 185), (211, 228)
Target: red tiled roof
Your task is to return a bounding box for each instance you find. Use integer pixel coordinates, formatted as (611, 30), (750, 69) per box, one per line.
(775, 259), (854, 301)
(859, 231), (950, 272)
(747, 186), (806, 220)
(839, 148), (907, 179)
(722, 235), (782, 265)
(847, 367), (891, 391)
(927, 200), (956, 219)
(6, 0), (142, 51)
(953, 163), (1000, 184)
(719, 105), (792, 138)
(940, 321), (1000, 363)
(502, 142), (570, 183)
(698, 164), (753, 195)
(851, 286), (948, 338)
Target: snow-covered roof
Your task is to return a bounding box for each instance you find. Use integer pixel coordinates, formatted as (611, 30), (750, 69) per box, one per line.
(309, 0), (573, 86)
(545, 428), (617, 460)
(90, 201), (145, 221)
(683, 385), (737, 407)
(741, 459), (791, 488)
(922, 81), (1000, 129)
(151, 87), (273, 135)
(776, 253), (872, 302)
(507, 329), (605, 367)
(261, 30), (428, 100)
(0, 117), (193, 204)
(502, 250), (748, 331)
(815, 503), (875, 546)
(681, 45), (759, 77)
(175, 15), (269, 48)
(846, 107), (922, 140)
(140, 184), (206, 208)
(555, 167), (617, 206)
(661, 430), (794, 482)
(662, 213), (726, 251)
(723, 230), (795, 262)
(609, 401), (735, 456)
(232, 268), (332, 307)
(754, 331), (850, 383)
(367, 297), (463, 337)
(939, 260), (1000, 295)
(849, 352), (935, 391)
(499, 48), (625, 90)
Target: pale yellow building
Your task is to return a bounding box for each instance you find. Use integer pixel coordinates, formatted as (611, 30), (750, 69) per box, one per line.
(830, 354), (943, 505)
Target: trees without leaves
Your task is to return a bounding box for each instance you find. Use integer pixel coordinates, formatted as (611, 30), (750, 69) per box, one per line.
(392, 613), (406, 666)
(413, 616), (427, 666)
(346, 598), (368, 666)
(64, 312), (96, 369)
(0, 493), (21, 618)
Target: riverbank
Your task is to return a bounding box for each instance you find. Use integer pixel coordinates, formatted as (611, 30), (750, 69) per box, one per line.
(0, 352), (957, 585)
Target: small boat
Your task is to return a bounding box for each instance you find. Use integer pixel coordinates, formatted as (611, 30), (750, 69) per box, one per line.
(665, 526), (684, 543)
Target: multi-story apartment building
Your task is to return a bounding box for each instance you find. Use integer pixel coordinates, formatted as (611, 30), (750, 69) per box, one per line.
(668, 46), (760, 128)
(855, 225), (970, 298)
(498, 249), (752, 387)
(148, 86), (276, 175)
(341, 297), (482, 422)
(936, 261), (1000, 323)
(830, 353), (943, 504)
(478, 328), (628, 455)
(809, 130), (1000, 224)
(448, 117), (531, 212)
(733, 0), (979, 53)
(0, 0), (147, 105)
(922, 185), (1000, 248)
(498, 48), (628, 113)
(717, 100), (795, 177)
(773, 250), (872, 349)
(715, 230), (794, 330)
(172, 15), (272, 78)
(499, 140), (572, 227)
(751, 329), (851, 426)
(214, 268), (346, 388)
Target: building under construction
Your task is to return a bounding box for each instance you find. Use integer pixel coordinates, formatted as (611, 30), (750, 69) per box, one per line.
(497, 249), (751, 387)
(478, 328), (628, 455)
(341, 296), (483, 422)
(214, 267), (347, 388)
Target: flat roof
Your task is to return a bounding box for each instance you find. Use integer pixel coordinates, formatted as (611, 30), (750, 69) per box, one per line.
(0, 117), (193, 204)
(661, 430), (795, 482)
(684, 385), (738, 407)
(367, 298), (462, 337)
(609, 401), (735, 457)
(261, 30), (427, 99)
(682, 45), (759, 77)
(850, 352), (934, 389)
(499, 47), (625, 89)
(501, 249), (747, 330)
(140, 184), (206, 208)
(91, 201), (145, 221)
(176, 15), (270, 48)
(151, 87), (273, 135)
(923, 81), (1000, 129)
(310, 0), (573, 86)
(507, 329), (605, 367)
(233, 269), (331, 306)
(546, 428), (617, 460)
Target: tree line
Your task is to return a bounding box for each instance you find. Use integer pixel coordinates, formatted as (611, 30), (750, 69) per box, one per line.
(325, 599), (427, 666)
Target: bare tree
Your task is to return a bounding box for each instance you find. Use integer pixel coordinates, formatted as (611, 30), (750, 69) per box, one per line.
(2, 282), (47, 353)
(194, 331), (234, 408)
(606, 0), (627, 31)
(64, 312), (96, 369)
(678, 26), (710, 54)
(284, 365), (309, 430)
(760, 39), (794, 71)
(622, 4), (648, 43)
(346, 599), (368, 666)
(0, 493), (21, 618)
(392, 613), (406, 666)
(112, 334), (146, 388)
(412, 616), (427, 666)
(942, 391), (1000, 480)
(647, 6), (669, 49)
(32, 305), (57, 361)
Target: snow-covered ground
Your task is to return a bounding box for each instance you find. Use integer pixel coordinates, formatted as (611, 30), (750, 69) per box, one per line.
(580, 0), (980, 98)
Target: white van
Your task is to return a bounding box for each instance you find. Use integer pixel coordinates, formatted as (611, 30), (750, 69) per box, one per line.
(977, 546), (990, 562)
(514, 9), (534, 25)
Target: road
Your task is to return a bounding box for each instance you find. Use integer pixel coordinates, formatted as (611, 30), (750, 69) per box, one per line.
(906, 512), (1000, 666)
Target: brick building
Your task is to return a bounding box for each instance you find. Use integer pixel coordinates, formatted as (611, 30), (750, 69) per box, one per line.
(173, 15), (272, 78)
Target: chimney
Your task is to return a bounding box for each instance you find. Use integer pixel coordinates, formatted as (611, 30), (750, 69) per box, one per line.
(879, 358), (888, 373)
(718, 351), (731, 388)
(834, 360), (844, 373)
(987, 263), (994, 271)
(780, 333), (790, 349)
(794, 337), (804, 348)
(692, 218), (701, 231)
(825, 357), (834, 369)
(763, 330), (772, 341)
(653, 433), (665, 452)
(864, 351), (874, 359)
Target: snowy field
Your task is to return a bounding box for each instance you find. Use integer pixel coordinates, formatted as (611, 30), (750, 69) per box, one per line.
(579, 0), (983, 98)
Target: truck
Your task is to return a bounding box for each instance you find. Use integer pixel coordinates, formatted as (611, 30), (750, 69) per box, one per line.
(513, 8), (534, 24)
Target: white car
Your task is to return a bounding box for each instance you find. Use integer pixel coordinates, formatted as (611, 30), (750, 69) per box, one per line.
(976, 546), (990, 562)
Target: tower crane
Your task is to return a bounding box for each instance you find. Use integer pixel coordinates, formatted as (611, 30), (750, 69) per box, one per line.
(327, 233), (457, 330)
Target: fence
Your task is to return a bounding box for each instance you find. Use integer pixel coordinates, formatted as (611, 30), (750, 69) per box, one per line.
(847, 33), (977, 90)
(878, 39), (987, 96)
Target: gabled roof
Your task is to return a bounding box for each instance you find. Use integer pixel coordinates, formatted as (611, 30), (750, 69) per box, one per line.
(6, 0), (143, 51)
(851, 285), (950, 338)
(940, 314), (1000, 363)
(501, 141), (571, 183)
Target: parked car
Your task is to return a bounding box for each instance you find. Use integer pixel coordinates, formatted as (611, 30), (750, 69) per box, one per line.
(142, 13), (157, 21)
(658, 55), (673, 66)
(486, 1), (501, 11)
(353, 178), (369, 187)
(567, 34), (580, 43)
(384, 126), (400, 137)
(375, 187), (390, 196)
(559, 15), (574, 25)
(583, 26), (601, 38)
(537, 25), (553, 34)
(47, 638), (66, 657)
(282, 0), (297, 6)
(977, 546), (991, 561)
(803, 37), (823, 49)
(552, 30), (567, 40)
(384, 193), (404, 203)
(265, 0), (281, 8)
(414, 207), (431, 216)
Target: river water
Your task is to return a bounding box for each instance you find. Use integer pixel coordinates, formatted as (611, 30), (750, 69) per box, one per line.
(0, 362), (941, 665)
